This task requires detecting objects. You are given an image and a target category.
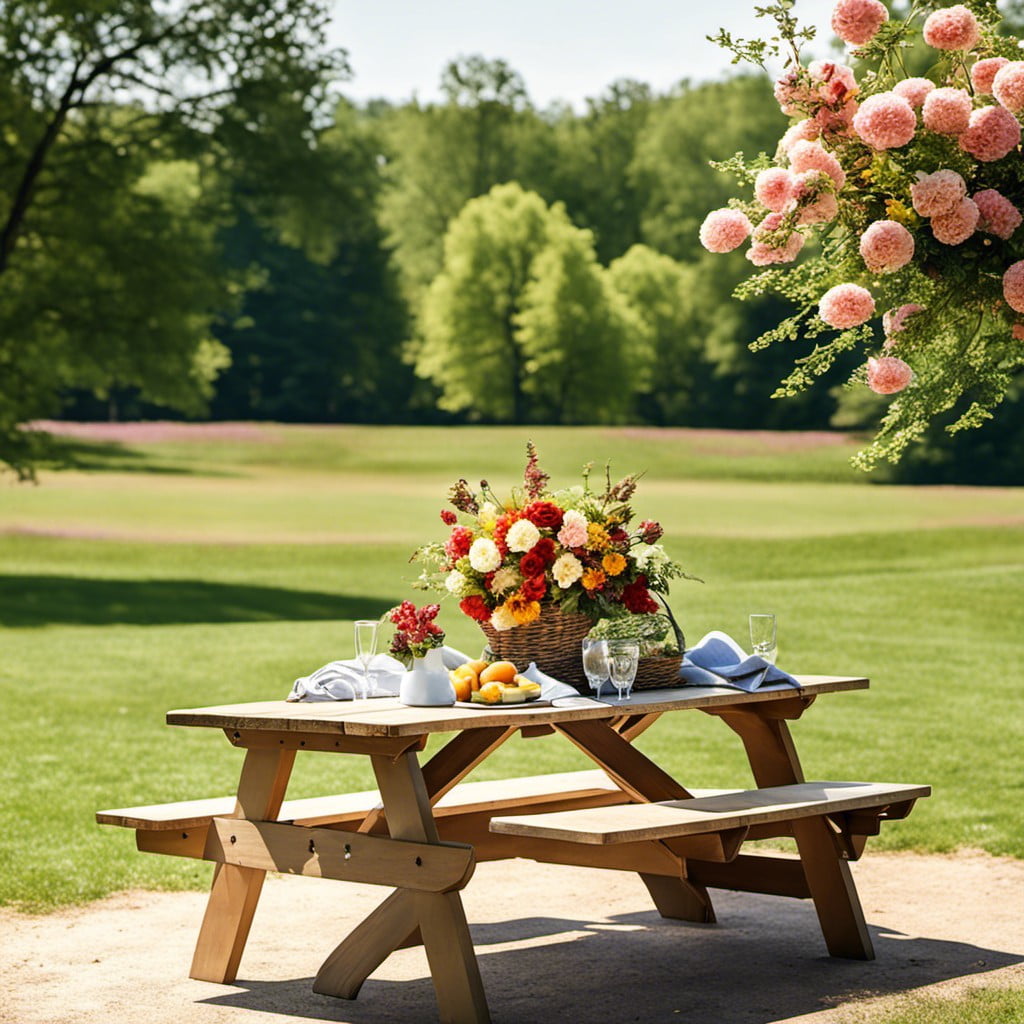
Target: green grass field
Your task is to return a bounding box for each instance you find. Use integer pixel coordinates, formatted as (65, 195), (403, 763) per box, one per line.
(2, 424), (1023, 912)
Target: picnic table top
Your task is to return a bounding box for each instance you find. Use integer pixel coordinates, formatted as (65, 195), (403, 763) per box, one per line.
(168, 675), (869, 737)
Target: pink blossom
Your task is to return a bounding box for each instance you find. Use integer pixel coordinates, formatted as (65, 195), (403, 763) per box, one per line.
(1003, 261), (1024, 313)
(754, 168), (797, 212)
(960, 105), (1022, 162)
(778, 119), (819, 155)
(922, 5), (980, 51)
(974, 189), (1022, 239)
(859, 220), (915, 273)
(1013, 324), (1024, 341)
(893, 77), (935, 108)
(992, 61), (1024, 113)
(972, 57), (1010, 96)
(831, 0), (888, 46)
(819, 283), (875, 328)
(808, 60), (857, 95)
(774, 69), (808, 117)
(746, 213), (805, 266)
(931, 197), (979, 245)
(699, 208), (752, 253)
(788, 140), (846, 187)
(792, 171), (839, 225)
(922, 87), (973, 135)
(853, 92), (916, 149)
(882, 304), (924, 340)
(910, 169), (966, 218)
(557, 513), (588, 549)
(867, 356), (913, 394)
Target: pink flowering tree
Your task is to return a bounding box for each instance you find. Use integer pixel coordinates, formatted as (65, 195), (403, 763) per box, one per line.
(704, 1), (1024, 469)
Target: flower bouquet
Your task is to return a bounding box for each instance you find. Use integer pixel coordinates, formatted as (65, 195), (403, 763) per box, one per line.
(702, 1), (1024, 469)
(413, 443), (697, 688)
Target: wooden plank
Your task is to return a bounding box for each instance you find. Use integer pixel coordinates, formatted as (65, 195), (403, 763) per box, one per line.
(687, 852), (811, 898)
(189, 747), (294, 984)
(224, 729), (426, 757)
(489, 782), (931, 845)
(204, 818), (475, 893)
(165, 677), (869, 737)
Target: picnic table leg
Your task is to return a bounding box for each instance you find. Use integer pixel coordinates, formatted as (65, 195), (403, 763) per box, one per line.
(189, 746), (296, 983)
(717, 709), (874, 960)
(318, 750), (490, 1022)
(555, 719), (716, 923)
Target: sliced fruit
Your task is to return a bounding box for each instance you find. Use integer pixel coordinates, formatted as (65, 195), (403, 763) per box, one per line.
(501, 686), (528, 704)
(479, 661), (518, 685)
(474, 681), (506, 704)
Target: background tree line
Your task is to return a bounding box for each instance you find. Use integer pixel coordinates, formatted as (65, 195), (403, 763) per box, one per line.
(2, 0), (1020, 482)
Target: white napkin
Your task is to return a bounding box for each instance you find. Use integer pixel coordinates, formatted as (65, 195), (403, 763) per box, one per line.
(518, 662), (582, 701)
(679, 631), (799, 692)
(287, 645), (476, 702)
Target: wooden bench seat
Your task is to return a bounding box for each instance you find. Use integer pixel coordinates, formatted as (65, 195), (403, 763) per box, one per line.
(490, 780), (930, 848)
(96, 768), (628, 833)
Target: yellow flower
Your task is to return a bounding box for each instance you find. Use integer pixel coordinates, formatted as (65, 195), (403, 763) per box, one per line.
(506, 595), (541, 625)
(602, 552), (627, 577)
(884, 199), (919, 228)
(581, 568), (607, 591)
(586, 522), (611, 551)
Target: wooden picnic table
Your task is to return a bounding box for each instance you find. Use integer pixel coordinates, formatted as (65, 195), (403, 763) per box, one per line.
(98, 677), (930, 1024)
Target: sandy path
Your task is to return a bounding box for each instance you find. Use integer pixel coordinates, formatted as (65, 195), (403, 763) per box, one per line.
(2, 852), (1022, 1024)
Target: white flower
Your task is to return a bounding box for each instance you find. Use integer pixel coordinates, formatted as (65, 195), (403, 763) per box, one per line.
(552, 552), (583, 589)
(632, 543), (669, 573)
(469, 537), (501, 573)
(445, 569), (469, 596)
(478, 501), (500, 530)
(489, 604), (518, 631)
(506, 518), (541, 553)
(490, 566), (520, 594)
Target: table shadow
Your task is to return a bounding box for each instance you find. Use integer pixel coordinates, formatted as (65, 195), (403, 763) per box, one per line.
(198, 898), (1024, 1024)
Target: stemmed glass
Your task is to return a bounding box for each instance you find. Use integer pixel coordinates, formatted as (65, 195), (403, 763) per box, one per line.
(581, 638), (610, 699)
(749, 613), (778, 665)
(354, 620), (380, 699)
(606, 639), (640, 702)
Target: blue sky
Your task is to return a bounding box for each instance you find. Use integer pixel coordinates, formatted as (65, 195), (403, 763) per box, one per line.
(329, 0), (839, 109)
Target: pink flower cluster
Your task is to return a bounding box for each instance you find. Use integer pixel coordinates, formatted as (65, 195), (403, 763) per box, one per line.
(819, 284), (875, 329)
(922, 87), (972, 135)
(882, 304), (924, 344)
(893, 78), (934, 108)
(831, 0), (887, 46)
(960, 105), (1021, 163)
(993, 62), (1024, 114)
(974, 189), (1022, 240)
(859, 220), (914, 274)
(853, 92), (916, 150)
(922, 5), (980, 51)
(747, 213), (804, 266)
(867, 357), (914, 395)
(773, 61), (859, 139)
(1003, 262), (1024, 314)
(699, 209), (752, 253)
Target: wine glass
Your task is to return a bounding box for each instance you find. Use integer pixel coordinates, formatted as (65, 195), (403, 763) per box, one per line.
(749, 613), (778, 665)
(581, 638), (610, 699)
(607, 639), (640, 702)
(353, 620), (380, 699)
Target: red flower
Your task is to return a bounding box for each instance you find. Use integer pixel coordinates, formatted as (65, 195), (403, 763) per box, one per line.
(621, 575), (659, 614)
(440, 509), (457, 525)
(520, 575), (547, 601)
(445, 526), (473, 561)
(608, 528), (629, 547)
(638, 519), (663, 543)
(493, 512), (521, 558)
(523, 500), (563, 530)
(533, 537), (557, 565)
(459, 595), (491, 622)
(519, 549), (546, 578)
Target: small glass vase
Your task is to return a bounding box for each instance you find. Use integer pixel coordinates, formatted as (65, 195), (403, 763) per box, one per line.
(399, 647), (456, 707)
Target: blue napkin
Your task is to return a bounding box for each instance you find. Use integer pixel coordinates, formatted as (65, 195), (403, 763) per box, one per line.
(679, 631), (799, 692)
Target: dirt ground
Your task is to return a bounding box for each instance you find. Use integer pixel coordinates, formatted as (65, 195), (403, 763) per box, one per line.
(3, 852), (1023, 1024)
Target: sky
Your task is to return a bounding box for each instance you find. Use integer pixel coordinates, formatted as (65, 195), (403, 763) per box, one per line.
(328, 0), (840, 110)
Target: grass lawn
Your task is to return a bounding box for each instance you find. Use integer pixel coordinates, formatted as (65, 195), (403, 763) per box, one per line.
(1, 424), (1023, 911)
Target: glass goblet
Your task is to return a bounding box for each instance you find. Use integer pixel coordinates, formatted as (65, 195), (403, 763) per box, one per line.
(607, 639), (640, 702)
(353, 619), (380, 699)
(581, 638), (610, 699)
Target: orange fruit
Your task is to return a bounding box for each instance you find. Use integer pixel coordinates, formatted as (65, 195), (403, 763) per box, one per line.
(450, 673), (473, 703)
(466, 659), (490, 675)
(479, 661), (517, 685)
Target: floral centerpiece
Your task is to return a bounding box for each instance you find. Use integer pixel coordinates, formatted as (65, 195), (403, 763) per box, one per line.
(387, 600), (445, 666)
(702, 1), (1024, 469)
(413, 443), (696, 687)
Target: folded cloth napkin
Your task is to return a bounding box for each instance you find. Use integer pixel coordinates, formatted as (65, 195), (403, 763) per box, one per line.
(288, 645), (476, 702)
(679, 630), (799, 692)
(517, 662), (583, 702)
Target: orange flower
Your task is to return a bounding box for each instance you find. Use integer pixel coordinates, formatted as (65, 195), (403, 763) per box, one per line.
(586, 523), (611, 551)
(581, 568), (607, 591)
(602, 552), (627, 576)
(506, 594), (541, 625)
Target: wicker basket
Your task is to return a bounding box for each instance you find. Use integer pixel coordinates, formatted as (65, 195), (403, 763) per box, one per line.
(480, 602), (593, 691)
(633, 653), (684, 690)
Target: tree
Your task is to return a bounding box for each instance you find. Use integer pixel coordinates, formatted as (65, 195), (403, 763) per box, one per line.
(0, 0), (348, 476)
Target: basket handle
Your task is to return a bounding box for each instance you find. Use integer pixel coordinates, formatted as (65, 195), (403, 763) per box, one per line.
(656, 593), (685, 654)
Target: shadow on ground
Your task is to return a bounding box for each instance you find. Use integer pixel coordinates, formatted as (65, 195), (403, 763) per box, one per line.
(0, 575), (399, 627)
(201, 898), (1024, 1024)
